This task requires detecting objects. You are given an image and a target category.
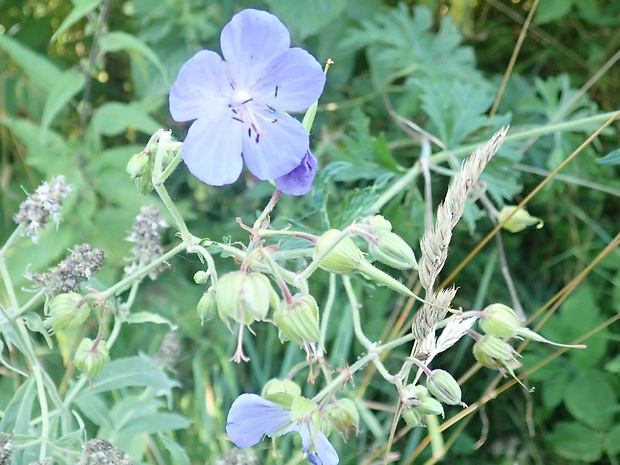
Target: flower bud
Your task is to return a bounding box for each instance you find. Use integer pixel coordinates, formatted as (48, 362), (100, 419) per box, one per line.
(364, 215), (392, 235)
(126, 153), (150, 180)
(404, 384), (428, 400)
(426, 369), (463, 406)
(498, 206), (543, 233)
(215, 271), (272, 325)
(135, 173), (154, 195)
(290, 396), (318, 424)
(314, 229), (364, 273)
(74, 338), (110, 378)
(473, 335), (521, 373)
(193, 270), (209, 284)
(325, 398), (359, 440)
(479, 303), (521, 338)
(197, 288), (217, 324)
(402, 408), (424, 428)
(262, 379), (301, 409)
(415, 396), (444, 417)
(274, 294), (320, 346)
(369, 232), (418, 270)
(44, 292), (90, 332)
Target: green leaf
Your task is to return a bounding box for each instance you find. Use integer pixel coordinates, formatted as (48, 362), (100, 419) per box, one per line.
(606, 423), (620, 455)
(90, 102), (160, 136)
(41, 70), (86, 132)
(0, 34), (62, 89)
(52, 0), (104, 41)
(90, 355), (180, 395)
(124, 311), (177, 329)
(596, 148), (620, 165)
(158, 434), (190, 465)
(0, 378), (36, 433)
(73, 390), (114, 430)
(99, 31), (166, 80)
(564, 370), (615, 430)
(534, 0), (574, 24)
(264, 0), (347, 39)
(549, 422), (602, 462)
(120, 412), (191, 436)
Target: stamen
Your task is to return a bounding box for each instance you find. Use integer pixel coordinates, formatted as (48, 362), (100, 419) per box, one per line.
(232, 117), (243, 123)
(266, 104), (276, 112)
(255, 134), (260, 143)
(275, 85), (279, 97)
(241, 98), (253, 105)
(248, 128), (252, 138)
(271, 119), (277, 123)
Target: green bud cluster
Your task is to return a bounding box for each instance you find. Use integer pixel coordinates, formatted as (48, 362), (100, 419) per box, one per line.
(44, 292), (90, 332)
(314, 229), (365, 273)
(274, 294), (320, 347)
(368, 232), (417, 270)
(74, 338), (110, 378)
(126, 153), (153, 195)
(215, 271), (273, 325)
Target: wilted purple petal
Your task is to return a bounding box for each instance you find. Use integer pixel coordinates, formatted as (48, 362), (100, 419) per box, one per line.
(169, 50), (229, 122)
(275, 151), (317, 196)
(226, 394), (292, 448)
(221, 9), (290, 89)
(242, 111), (309, 180)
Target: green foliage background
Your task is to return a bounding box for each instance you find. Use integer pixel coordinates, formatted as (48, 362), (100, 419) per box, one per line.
(1, 0), (619, 464)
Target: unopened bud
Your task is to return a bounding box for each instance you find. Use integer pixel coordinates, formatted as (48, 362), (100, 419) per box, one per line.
(364, 215), (392, 235)
(426, 369), (463, 406)
(326, 398), (359, 440)
(74, 338), (110, 378)
(126, 153), (150, 180)
(369, 232), (418, 270)
(498, 206), (543, 233)
(135, 174), (154, 195)
(193, 270), (209, 284)
(315, 229), (364, 273)
(262, 379), (301, 409)
(44, 292), (90, 332)
(274, 294), (320, 346)
(415, 396), (444, 417)
(473, 335), (521, 373)
(479, 303), (521, 338)
(215, 272), (272, 325)
(402, 408), (424, 428)
(404, 384), (428, 400)
(197, 288), (217, 324)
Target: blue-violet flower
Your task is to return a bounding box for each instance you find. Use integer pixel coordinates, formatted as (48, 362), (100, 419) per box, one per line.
(169, 9), (325, 195)
(227, 393), (339, 465)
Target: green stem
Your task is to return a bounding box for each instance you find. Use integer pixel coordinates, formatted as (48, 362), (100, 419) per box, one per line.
(0, 226), (23, 259)
(154, 183), (192, 242)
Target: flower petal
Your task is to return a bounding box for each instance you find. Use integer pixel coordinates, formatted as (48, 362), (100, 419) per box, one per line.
(181, 111), (244, 186)
(242, 111), (309, 180)
(260, 48), (326, 112)
(275, 151), (317, 196)
(226, 394), (292, 448)
(221, 9), (290, 90)
(312, 432), (339, 465)
(169, 50), (229, 122)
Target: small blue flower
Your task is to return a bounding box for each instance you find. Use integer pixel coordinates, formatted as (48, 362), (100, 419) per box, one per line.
(169, 9), (325, 194)
(226, 393), (339, 465)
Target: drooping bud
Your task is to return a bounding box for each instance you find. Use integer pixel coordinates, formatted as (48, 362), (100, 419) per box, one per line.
(193, 270), (209, 284)
(426, 369), (463, 406)
(369, 232), (418, 270)
(473, 335), (521, 375)
(44, 292), (90, 332)
(215, 272), (272, 325)
(402, 408), (424, 428)
(314, 229), (365, 273)
(74, 338), (110, 378)
(196, 288), (217, 324)
(415, 396), (444, 417)
(126, 153), (150, 180)
(479, 303), (521, 338)
(274, 294), (320, 346)
(498, 206), (543, 233)
(325, 398), (359, 440)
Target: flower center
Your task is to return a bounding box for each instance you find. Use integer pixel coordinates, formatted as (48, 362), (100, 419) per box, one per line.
(230, 89), (252, 108)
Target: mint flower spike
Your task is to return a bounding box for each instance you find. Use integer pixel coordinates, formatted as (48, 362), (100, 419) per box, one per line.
(226, 394), (339, 465)
(169, 9), (326, 194)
